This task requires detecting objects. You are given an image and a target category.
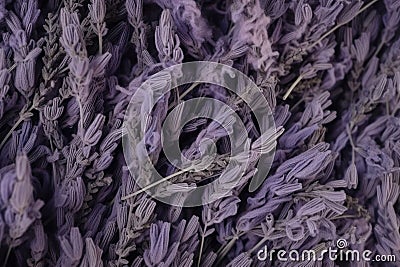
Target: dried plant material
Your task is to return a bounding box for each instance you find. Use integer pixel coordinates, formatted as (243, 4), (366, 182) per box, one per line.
(0, 0), (399, 266)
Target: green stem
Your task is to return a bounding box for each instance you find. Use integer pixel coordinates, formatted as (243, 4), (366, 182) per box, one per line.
(3, 244), (12, 267)
(346, 125), (356, 160)
(0, 105), (34, 150)
(373, 40), (384, 59)
(77, 95), (85, 135)
(216, 232), (244, 264)
(309, 0), (379, 49)
(283, 75), (303, 100)
(121, 167), (192, 200)
(247, 236), (269, 255)
(97, 24), (103, 55)
(0, 118), (24, 150)
(179, 82), (199, 101)
(168, 83), (200, 111)
(391, 100), (400, 116)
(197, 224), (208, 267)
(289, 97), (305, 112)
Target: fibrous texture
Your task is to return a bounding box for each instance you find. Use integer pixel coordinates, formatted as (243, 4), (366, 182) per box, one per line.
(0, 0), (399, 266)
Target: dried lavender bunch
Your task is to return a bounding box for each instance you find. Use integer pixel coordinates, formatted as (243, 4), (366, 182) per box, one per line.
(0, 0), (400, 266)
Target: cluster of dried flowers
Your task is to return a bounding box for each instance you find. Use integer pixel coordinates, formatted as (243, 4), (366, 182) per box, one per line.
(0, 0), (399, 266)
